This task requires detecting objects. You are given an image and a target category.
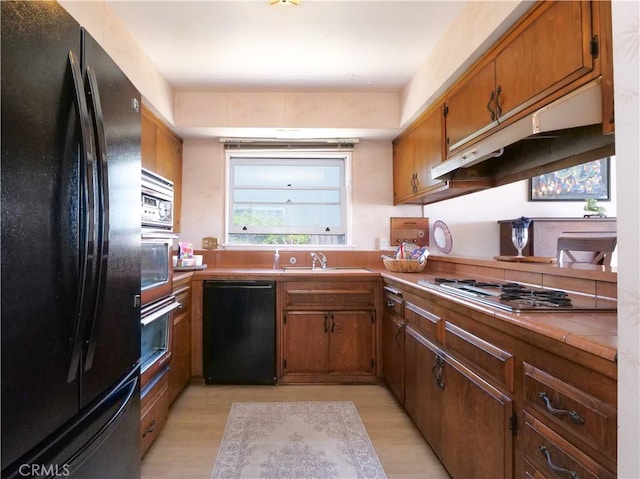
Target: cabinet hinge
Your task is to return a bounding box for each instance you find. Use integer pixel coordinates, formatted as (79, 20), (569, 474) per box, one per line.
(590, 35), (599, 58)
(509, 412), (518, 436)
(443, 104), (449, 117)
(283, 314), (287, 325)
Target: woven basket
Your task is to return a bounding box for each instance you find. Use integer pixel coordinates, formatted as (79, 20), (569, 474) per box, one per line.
(382, 258), (427, 273)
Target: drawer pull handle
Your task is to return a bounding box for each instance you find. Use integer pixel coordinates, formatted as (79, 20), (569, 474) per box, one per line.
(538, 392), (585, 425)
(432, 355), (445, 390)
(386, 301), (396, 309)
(539, 446), (581, 479)
(142, 419), (156, 438)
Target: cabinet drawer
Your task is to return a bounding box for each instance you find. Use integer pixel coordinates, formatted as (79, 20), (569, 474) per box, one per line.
(284, 281), (374, 308)
(404, 300), (440, 342)
(523, 458), (548, 479)
(173, 285), (191, 316)
(523, 363), (616, 460)
(383, 286), (404, 317)
(140, 369), (170, 457)
(522, 412), (615, 479)
(444, 321), (514, 393)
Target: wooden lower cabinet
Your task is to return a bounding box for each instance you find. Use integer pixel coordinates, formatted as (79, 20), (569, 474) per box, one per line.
(168, 282), (191, 404)
(140, 367), (169, 457)
(284, 311), (375, 378)
(381, 278), (616, 479)
(281, 279), (379, 383)
(382, 313), (404, 403)
(405, 326), (513, 479)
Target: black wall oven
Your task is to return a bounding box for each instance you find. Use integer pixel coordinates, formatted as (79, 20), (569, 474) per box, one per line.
(141, 231), (174, 306)
(140, 296), (180, 386)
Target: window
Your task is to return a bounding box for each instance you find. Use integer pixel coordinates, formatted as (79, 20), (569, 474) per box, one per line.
(227, 151), (350, 246)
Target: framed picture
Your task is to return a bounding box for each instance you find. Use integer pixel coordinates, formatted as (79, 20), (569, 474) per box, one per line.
(529, 157), (610, 201)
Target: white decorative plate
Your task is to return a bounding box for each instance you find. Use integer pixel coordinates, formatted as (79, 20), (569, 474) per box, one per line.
(433, 220), (452, 254)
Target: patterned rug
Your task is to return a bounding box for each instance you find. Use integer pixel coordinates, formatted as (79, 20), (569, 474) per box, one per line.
(210, 401), (387, 479)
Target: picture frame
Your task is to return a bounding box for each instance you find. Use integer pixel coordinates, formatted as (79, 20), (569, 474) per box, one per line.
(529, 157), (610, 201)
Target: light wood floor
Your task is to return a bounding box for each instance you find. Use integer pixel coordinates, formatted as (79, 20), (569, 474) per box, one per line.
(141, 383), (450, 479)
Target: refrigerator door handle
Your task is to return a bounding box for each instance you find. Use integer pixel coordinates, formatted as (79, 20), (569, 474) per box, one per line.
(67, 50), (98, 383)
(83, 65), (110, 371)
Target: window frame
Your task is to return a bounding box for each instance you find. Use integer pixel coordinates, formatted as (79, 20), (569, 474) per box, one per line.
(224, 149), (352, 246)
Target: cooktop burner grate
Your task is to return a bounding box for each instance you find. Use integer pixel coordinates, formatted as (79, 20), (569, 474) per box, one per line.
(421, 278), (616, 312)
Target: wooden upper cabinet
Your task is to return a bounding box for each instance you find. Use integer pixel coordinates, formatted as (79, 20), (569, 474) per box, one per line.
(445, 61), (497, 152)
(445, 0), (597, 155)
(494, 1), (594, 119)
(141, 110), (156, 171)
(141, 105), (184, 232)
(413, 104), (445, 192)
(392, 103), (445, 204)
(392, 131), (415, 204)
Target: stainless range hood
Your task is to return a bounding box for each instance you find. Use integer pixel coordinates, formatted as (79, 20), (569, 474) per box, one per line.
(431, 79), (607, 180)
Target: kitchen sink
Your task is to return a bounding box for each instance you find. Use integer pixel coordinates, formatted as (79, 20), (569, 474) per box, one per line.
(282, 266), (371, 273)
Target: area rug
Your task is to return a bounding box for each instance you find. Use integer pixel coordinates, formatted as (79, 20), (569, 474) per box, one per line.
(210, 401), (387, 479)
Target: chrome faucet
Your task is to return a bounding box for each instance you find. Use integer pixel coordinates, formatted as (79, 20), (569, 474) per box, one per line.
(310, 252), (327, 270)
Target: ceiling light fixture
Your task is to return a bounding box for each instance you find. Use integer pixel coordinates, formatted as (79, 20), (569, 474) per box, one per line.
(269, 0), (299, 5)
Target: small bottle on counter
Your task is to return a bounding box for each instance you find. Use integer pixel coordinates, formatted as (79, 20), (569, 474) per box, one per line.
(273, 249), (280, 269)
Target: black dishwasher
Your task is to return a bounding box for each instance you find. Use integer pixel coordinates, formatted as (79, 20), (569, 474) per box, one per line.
(202, 281), (276, 384)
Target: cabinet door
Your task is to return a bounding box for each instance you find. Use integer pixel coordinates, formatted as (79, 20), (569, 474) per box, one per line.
(329, 311), (374, 374)
(382, 313), (405, 402)
(494, 1), (594, 121)
(404, 327), (445, 460)
(284, 312), (329, 374)
(445, 61), (497, 153)
(413, 105), (445, 193)
(141, 108), (156, 171)
(392, 132), (416, 204)
(440, 353), (514, 479)
(155, 126), (183, 232)
(168, 306), (191, 405)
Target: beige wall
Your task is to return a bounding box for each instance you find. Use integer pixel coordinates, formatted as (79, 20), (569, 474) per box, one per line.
(59, 0), (174, 123)
(611, 1), (640, 476)
(423, 158), (618, 259)
(179, 139), (421, 249)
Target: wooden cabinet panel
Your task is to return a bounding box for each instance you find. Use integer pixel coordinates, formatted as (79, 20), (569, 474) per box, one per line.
(413, 105), (445, 192)
(405, 300), (440, 342)
(140, 368), (169, 457)
(440, 352), (514, 479)
(522, 412), (615, 479)
(444, 321), (514, 393)
(141, 109), (156, 171)
(392, 131), (415, 203)
(329, 311), (374, 374)
(141, 105), (183, 232)
(445, 61), (497, 151)
(494, 1), (594, 119)
(447, 1), (596, 156)
(283, 312), (329, 374)
(382, 313), (405, 403)
(284, 281), (374, 308)
(523, 363), (616, 460)
(281, 279), (378, 383)
(169, 285), (191, 405)
(404, 326), (445, 459)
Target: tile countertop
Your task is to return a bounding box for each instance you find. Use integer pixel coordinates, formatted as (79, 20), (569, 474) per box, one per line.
(173, 264), (617, 364)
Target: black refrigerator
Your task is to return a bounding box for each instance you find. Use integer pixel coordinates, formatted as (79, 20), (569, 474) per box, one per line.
(1, 2), (141, 478)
